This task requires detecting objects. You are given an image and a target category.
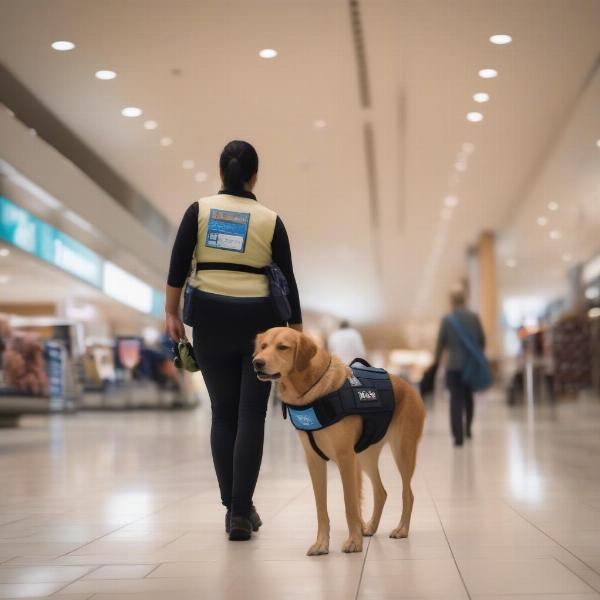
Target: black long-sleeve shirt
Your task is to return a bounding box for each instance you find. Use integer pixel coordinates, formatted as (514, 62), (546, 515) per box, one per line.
(167, 191), (302, 324)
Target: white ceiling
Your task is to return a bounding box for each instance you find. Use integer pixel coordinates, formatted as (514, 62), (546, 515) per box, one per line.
(1, 0), (599, 345)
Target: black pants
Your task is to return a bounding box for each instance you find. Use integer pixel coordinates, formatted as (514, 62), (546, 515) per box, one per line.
(446, 370), (474, 444)
(190, 292), (281, 518)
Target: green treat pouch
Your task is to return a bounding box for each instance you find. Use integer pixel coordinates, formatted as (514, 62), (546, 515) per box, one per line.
(173, 341), (200, 372)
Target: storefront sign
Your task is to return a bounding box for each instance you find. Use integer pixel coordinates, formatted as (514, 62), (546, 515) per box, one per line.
(0, 195), (164, 318)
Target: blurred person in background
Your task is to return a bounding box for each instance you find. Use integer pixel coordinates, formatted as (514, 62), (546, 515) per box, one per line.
(327, 320), (366, 365)
(165, 140), (302, 541)
(434, 290), (485, 446)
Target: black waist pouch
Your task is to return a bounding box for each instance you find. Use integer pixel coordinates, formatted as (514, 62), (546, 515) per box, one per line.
(194, 262), (291, 323)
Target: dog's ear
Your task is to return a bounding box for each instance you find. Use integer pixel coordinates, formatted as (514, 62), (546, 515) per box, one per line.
(253, 332), (264, 355)
(294, 333), (318, 372)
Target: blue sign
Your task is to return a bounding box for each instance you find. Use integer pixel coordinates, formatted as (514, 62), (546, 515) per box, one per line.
(0, 196), (103, 287)
(205, 208), (250, 252)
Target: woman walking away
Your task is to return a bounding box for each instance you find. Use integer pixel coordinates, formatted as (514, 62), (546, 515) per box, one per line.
(165, 140), (302, 540)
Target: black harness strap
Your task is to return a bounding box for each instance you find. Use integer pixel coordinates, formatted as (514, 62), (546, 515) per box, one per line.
(196, 262), (265, 275)
(307, 431), (330, 461)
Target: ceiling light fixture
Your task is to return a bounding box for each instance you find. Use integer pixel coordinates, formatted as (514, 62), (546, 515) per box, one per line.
(95, 70), (116, 80)
(454, 161), (468, 172)
(444, 195), (459, 207)
(489, 34), (512, 45)
(478, 68), (498, 79)
(314, 119), (327, 129)
(0, 275), (9, 284)
(547, 201), (559, 211)
(596, 139), (600, 148)
(51, 40), (75, 51)
(121, 106), (143, 118)
(473, 92), (490, 103)
(143, 120), (158, 130)
(0, 248), (9, 257)
(194, 171), (208, 182)
(466, 111), (484, 122)
(506, 258), (517, 268)
(461, 142), (475, 153)
(549, 230), (562, 240)
(160, 137), (173, 147)
(537, 216), (547, 226)
(182, 160), (195, 170)
(259, 48), (278, 59)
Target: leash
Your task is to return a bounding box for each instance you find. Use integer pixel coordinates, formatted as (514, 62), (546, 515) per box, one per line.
(298, 356), (332, 400)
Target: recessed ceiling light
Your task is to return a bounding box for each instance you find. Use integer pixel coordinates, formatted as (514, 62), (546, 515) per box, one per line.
(466, 112), (484, 122)
(489, 34), (512, 45)
(194, 171), (208, 182)
(596, 139), (600, 148)
(259, 48), (278, 59)
(0, 275), (9, 284)
(561, 253), (572, 262)
(589, 307), (600, 319)
(505, 258), (517, 268)
(0, 248), (9, 257)
(473, 92), (490, 103)
(478, 68), (498, 79)
(585, 286), (600, 300)
(160, 137), (173, 147)
(95, 70), (116, 80)
(182, 160), (195, 170)
(121, 106), (142, 118)
(547, 201), (559, 211)
(314, 119), (327, 129)
(51, 40), (75, 51)
(549, 230), (562, 240)
(537, 216), (547, 226)
(461, 142), (475, 153)
(143, 120), (158, 130)
(444, 195), (459, 207)
(454, 161), (468, 172)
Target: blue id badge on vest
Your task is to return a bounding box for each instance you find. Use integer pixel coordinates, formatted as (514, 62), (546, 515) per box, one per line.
(205, 209), (250, 253)
(289, 407), (322, 431)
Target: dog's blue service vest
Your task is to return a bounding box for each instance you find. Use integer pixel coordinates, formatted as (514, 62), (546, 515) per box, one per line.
(282, 360), (395, 460)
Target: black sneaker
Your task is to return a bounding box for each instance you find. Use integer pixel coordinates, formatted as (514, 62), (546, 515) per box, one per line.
(229, 516), (252, 541)
(225, 505), (262, 534)
(249, 505), (263, 532)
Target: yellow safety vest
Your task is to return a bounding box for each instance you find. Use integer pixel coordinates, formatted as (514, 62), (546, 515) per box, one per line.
(188, 194), (277, 297)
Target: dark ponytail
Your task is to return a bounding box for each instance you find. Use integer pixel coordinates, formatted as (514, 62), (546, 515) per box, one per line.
(219, 140), (259, 192)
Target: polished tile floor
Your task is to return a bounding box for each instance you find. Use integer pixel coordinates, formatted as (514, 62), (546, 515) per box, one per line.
(1, 389), (600, 599)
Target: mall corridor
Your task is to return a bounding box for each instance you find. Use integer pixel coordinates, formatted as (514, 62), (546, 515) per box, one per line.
(1, 393), (600, 599)
(2, 0), (600, 598)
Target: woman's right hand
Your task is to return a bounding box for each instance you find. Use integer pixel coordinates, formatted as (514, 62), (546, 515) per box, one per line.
(166, 313), (187, 342)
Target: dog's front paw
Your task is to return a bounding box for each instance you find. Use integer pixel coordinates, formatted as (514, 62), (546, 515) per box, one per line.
(307, 539), (329, 556)
(389, 526), (408, 539)
(341, 536), (363, 553)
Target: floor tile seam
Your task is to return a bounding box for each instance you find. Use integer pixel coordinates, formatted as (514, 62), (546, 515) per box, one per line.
(354, 535), (371, 600)
(57, 489), (203, 559)
(48, 564), (101, 596)
(552, 555), (600, 594)
(504, 500), (600, 578)
(426, 479), (472, 600)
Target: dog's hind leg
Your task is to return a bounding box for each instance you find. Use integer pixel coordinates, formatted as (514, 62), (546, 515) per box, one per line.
(358, 442), (386, 536)
(389, 433), (418, 539)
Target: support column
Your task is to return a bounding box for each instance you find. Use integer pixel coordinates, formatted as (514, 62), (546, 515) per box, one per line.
(476, 231), (498, 359)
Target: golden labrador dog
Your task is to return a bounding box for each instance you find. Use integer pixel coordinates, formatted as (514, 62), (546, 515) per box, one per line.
(253, 327), (426, 556)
